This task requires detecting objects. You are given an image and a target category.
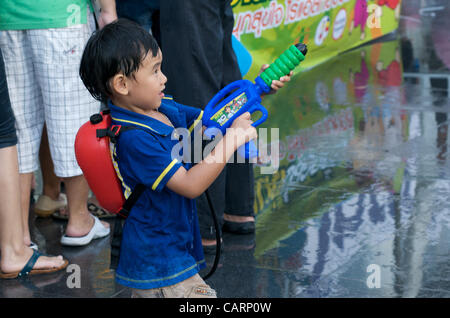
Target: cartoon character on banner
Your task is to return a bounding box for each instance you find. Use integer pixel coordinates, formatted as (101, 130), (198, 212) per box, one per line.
(349, 0), (368, 41)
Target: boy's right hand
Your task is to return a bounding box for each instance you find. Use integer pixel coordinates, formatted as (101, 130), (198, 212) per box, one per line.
(228, 112), (258, 148)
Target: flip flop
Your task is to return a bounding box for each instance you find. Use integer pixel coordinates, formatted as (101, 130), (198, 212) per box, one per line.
(60, 215), (110, 246)
(87, 202), (116, 219)
(51, 210), (69, 221)
(34, 194), (67, 218)
(0, 250), (69, 279)
(51, 202), (115, 220)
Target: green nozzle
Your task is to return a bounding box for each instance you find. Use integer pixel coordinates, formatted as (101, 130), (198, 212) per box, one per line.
(259, 43), (308, 87)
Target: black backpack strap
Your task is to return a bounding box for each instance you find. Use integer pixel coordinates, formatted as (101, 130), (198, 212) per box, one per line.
(96, 125), (137, 144)
(110, 183), (146, 270)
(106, 125), (148, 270)
(116, 184), (146, 219)
(96, 124), (149, 219)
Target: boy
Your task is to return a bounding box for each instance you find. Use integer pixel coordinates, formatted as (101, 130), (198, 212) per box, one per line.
(79, 19), (258, 298)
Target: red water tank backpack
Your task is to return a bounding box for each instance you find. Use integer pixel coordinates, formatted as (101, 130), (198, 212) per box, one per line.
(74, 110), (144, 219)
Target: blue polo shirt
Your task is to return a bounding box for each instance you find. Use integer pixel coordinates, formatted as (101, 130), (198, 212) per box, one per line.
(108, 97), (205, 289)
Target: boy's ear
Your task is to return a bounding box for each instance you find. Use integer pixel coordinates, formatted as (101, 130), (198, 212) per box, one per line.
(110, 73), (129, 96)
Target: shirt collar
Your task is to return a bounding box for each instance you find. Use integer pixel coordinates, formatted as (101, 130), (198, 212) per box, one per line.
(108, 99), (180, 136)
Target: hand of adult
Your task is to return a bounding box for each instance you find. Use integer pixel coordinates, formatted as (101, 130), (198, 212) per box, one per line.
(96, 0), (118, 29)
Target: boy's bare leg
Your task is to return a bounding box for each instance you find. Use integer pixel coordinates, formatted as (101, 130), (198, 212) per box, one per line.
(63, 175), (109, 237)
(0, 146), (65, 274)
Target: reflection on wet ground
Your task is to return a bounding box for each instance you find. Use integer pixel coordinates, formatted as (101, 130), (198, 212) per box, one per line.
(1, 0), (450, 298)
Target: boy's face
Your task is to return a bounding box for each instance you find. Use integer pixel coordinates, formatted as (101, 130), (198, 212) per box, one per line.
(127, 49), (167, 112)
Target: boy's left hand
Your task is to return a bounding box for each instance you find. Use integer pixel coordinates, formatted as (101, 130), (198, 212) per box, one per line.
(259, 64), (294, 96)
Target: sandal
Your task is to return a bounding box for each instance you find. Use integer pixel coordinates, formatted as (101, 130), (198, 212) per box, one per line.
(29, 242), (38, 251)
(51, 209), (69, 220)
(60, 215), (110, 246)
(51, 202), (116, 220)
(0, 250), (69, 279)
(34, 194), (67, 218)
(223, 220), (255, 234)
(87, 202), (116, 219)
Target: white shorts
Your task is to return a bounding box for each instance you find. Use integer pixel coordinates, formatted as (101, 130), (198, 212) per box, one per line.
(0, 17), (100, 177)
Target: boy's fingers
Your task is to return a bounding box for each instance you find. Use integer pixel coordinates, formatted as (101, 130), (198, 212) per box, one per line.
(241, 112), (251, 119)
(246, 127), (258, 141)
(271, 80), (284, 90)
(259, 64), (270, 75)
(252, 127), (258, 140)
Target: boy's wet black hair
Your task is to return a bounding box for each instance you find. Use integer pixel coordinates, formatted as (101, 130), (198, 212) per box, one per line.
(79, 18), (160, 103)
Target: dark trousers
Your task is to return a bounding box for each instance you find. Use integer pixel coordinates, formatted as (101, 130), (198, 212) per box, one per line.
(160, 0), (242, 109)
(160, 0), (254, 239)
(0, 48), (17, 149)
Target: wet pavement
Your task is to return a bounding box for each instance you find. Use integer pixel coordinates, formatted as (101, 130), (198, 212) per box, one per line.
(1, 1), (450, 298)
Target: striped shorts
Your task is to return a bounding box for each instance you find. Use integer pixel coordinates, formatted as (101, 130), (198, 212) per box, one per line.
(0, 18), (100, 177)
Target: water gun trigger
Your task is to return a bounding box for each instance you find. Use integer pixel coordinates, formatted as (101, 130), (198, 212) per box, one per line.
(247, 103), (268, 127)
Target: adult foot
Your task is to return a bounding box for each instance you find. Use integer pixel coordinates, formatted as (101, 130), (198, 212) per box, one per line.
(223, 214), (255, 223)
(0, 247), (66, 275)
(201, 238), (223, 255)
(61, 215), (110, 246)
(34, 193), (67, 218)
(64, 213), (110, 238)
(223, 214), (255, 234)
(202, 238), (218, 247)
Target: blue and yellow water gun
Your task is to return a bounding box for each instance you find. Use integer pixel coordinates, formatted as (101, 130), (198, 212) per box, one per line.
(203, 43), (308, 158)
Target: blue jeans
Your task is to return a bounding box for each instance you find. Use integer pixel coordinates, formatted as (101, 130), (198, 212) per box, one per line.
(0, 48), (17, 149)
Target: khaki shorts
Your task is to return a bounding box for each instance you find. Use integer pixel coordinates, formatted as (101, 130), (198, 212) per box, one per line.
(131, 274), (217, 298)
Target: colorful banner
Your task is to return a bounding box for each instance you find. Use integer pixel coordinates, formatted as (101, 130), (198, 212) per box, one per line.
(231, 0), (402, 79)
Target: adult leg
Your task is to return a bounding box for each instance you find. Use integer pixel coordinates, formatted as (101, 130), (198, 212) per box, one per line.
(0, 30), (45, 246)
(0, 46), (65, 274)
(221, 0), (255, 230)
(39, 125), (62, 201)
(34, 124), (67, 218)
(161, 0), (228, 248)
(27, 22), (108, 240)
(224, 160), (255, 233)
(63, 175), (98, 237)
(0, 146), (66, 274)
(18, 173), (34, 245)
